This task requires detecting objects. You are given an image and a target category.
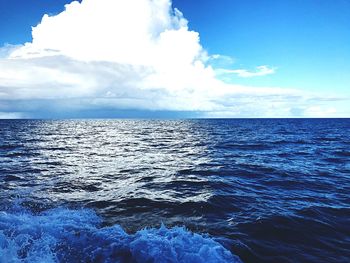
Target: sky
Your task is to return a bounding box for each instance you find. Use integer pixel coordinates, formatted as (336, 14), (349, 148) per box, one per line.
(0, 0), (349, 118)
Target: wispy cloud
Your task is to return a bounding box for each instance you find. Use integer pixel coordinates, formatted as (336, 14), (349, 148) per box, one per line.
(207, 54), (235, 66)
(216, 65), (276, 78)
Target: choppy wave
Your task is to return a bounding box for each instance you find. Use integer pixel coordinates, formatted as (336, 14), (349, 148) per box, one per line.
(0, 206), (241, 263)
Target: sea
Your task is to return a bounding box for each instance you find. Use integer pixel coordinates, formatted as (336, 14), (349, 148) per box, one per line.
(0, 119), (349, 263)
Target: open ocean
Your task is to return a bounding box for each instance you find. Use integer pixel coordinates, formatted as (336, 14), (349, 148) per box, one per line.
(0, 119), (349, 263)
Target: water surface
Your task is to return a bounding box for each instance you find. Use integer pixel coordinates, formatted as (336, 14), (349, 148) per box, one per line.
(0, 119), (349, 262)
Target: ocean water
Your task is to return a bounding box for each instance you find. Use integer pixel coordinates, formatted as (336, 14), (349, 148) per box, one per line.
(0, 119), (349, 263)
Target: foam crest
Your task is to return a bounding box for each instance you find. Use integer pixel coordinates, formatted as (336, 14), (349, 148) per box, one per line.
(0, 207), (242, 262)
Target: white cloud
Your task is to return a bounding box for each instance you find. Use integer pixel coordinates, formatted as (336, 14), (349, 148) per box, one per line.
(9, 0), (199, 67)
(0, 0), (347, 118)
(216, 65), (276, 78)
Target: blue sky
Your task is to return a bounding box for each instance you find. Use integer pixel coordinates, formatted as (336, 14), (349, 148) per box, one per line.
(0, 0), (349, 118)
(176, 0), (350, 94)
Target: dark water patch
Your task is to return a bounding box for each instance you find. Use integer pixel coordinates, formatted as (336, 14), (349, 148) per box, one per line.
(0, 144), (22, 151)
(3, 151), (41, 158)
(314, 137), (341, 142)
(333, 150), (350, 157)
(162, 179), (210, 190)
(218, 143), (272, 151)
(135, 176), (155, 183)
(40, 146), (73, 151)
(323, 157), (346, 164)
(236, 208), (350, 262)
(3, 175), (24, 182)
(34, 161), (64, 166)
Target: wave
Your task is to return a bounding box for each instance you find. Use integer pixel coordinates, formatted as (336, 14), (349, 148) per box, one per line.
(0, 206), (242, 263)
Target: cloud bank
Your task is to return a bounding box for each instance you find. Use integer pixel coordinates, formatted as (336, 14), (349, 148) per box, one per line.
(0, 0), (346, 118)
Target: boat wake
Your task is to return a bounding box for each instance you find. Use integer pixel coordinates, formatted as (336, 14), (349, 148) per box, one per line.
(0, 205), (241, 263)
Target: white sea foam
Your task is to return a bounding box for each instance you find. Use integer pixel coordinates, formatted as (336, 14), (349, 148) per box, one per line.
(0, 206), (242, 263)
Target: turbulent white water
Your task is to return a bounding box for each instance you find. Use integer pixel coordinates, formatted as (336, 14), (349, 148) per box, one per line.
(0, 205), (241, 263)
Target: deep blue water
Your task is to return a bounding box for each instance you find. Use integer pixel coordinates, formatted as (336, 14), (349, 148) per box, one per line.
(0, 119), (349, 263)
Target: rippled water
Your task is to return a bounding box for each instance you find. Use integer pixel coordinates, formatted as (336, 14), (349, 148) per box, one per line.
(0, 119), (349, 262)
